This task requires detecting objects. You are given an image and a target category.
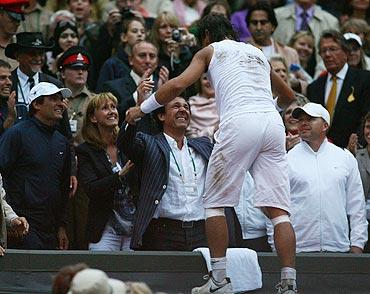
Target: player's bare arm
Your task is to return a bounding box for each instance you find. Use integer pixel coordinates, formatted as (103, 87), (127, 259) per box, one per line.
(125, 46), (213, 125)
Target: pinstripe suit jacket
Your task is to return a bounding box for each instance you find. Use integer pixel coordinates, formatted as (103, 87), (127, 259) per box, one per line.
(118, 124), (213, 249)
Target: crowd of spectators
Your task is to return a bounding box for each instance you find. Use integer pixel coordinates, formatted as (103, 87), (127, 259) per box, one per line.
(0, 0), (370, 268)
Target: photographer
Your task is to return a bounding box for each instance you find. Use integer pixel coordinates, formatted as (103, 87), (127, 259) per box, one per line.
(149, 12), (195, 83)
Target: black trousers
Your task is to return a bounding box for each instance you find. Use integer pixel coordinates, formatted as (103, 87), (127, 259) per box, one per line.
(140, 218), (207, 251)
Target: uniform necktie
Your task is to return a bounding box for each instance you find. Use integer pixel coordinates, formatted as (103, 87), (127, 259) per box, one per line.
(28, 77), (35, 90)
(300, 11), (309, 31)
(326, 76), (337, 120)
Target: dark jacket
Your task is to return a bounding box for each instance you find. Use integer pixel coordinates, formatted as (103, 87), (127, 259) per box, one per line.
(96, 45), (131, 92)
(118, 123), (213, 249)
(307, 67), (370, 148)
(0, 117), (70, 233)
(76, 142), (130, 243)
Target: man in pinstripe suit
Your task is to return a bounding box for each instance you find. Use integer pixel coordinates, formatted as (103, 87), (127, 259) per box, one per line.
(118, 96), (213, 251)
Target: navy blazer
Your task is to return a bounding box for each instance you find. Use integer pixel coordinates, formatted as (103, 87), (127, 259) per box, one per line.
(307, 67), (370, 148)
(118, 124), (213, 249)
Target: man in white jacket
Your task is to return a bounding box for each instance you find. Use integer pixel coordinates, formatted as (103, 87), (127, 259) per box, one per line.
(272, 103), (368, 253)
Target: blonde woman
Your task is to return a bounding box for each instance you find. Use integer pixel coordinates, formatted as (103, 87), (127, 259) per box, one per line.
(77, 93), (134, 251)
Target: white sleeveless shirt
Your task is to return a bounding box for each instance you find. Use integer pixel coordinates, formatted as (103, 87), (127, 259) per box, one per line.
(207, 40), (276, 125)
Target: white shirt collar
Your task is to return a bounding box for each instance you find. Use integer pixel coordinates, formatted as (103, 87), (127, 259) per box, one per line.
(163, 133), (187, 151)
(328, 63), (348, 81)
(130, 69), (154, 86)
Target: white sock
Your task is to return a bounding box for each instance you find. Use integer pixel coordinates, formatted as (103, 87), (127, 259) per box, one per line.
(211, 257), (227, 283)
(281, 267), (296, 284)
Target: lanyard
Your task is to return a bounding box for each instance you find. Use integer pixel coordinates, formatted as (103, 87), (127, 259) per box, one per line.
(169, 145), (197, 183)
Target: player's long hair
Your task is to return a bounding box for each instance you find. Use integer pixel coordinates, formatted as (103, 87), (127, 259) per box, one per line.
(197, 14), (238, 44)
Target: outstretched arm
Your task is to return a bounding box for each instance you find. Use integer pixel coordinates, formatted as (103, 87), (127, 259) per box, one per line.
(270, 68), (296, 109)
(125, 46), (213, 124)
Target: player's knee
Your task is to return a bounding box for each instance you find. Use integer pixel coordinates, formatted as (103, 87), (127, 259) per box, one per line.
(205, 208), (225, 219)
(271, 215), (290, 227)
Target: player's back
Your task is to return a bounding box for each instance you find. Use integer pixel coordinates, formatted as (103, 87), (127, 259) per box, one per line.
(207, 40), (276, 123)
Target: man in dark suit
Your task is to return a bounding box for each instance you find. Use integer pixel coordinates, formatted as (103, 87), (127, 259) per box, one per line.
(307, 30), (370, 148)
(100, 41), (168, 132)
(118, 95), (213, 251)
(4, 32), (71, 138)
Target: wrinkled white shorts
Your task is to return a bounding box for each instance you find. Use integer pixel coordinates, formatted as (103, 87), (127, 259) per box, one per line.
(203, 111), (290, 214)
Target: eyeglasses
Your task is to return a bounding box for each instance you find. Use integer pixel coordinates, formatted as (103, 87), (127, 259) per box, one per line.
(319, 47), (342, 55)
(250, 19), (270, 26)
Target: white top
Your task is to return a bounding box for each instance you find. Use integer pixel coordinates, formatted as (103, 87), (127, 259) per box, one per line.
(207, 40), (275, 126)
(269, 139), (368, 252)
(17, 68), (39, 105)
(154, 134), (206, 221)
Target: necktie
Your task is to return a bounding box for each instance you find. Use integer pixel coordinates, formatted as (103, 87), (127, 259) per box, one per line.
(28, 77), (35, 90)
(326, 76), (337, 120)
(300, 11), (309, 31)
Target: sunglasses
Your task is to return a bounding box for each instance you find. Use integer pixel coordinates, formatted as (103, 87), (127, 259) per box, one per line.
(57, 19), (77, 29)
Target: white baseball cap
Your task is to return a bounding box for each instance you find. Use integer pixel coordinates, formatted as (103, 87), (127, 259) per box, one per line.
(67, 268), (127, 294)
(292, 102), (330, 126)
(29, 82), (72, 104)
(343, 32), (362, 47)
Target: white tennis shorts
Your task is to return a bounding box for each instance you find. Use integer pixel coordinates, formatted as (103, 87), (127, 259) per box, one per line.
(203, 111), (291, 214)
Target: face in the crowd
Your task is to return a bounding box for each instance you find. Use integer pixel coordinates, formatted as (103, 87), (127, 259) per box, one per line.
(16, 49), (45, 76)
(249, 10), (274, 46)
(319, 37), (347, 75)
(116, 0), (141, 10)
(58, 28), (79, 52)
(346, 40), (362, 67)
(0, 11), (20, 36)
(121, 20), (145, 47)
(292, 35), (314, 65)
(200, 74), (215, 98)
(68, 0), (91, 21)
(159, 97), (191, 133)
(90, 98), (119, 128)
(296, 0), (315, 10)
(352, 0), (370, 10)
(33, 93), (65, 125)
(283, 102), (299, 134)
(271, 60), (288, 84)
(363, 119), (370, 146)
(129, 42), (158, 76)
(297, 113), (328, 143)
(0, 66), (12, 98)
(343, 27), (365, 42)
(210, 4), (228, 18)
(158, 20), (175, 42)
(61, 66), (88, 88)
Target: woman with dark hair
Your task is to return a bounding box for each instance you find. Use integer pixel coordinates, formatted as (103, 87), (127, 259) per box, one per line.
(341, 0), (370, 25)
(76, 93), (134, 251)
(46, 20), (79, 74)
(355, 111), (370, 253)
(96, 16), (146, 91)
(201, 0), (231, 19)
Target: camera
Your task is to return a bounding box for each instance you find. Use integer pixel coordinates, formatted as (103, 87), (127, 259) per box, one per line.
(172, 29), (182, 43)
